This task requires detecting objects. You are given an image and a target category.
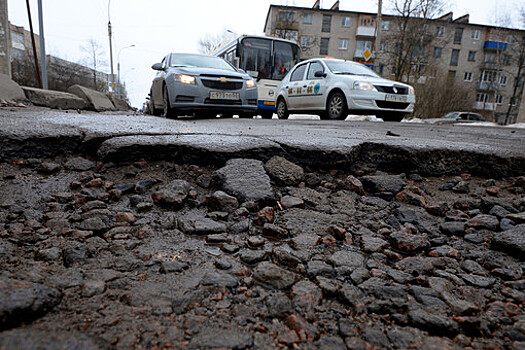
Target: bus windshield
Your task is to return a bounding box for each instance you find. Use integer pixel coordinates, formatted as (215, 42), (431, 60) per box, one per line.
(240, 37), (299, 80)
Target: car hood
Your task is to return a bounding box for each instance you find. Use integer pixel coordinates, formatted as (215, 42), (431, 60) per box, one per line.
(168, 67), (248, 79)
(336, 75), (411, 87)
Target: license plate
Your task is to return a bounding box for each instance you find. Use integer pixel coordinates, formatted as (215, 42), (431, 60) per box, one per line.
(385, 94), (407, 102)
(210, 91), (239, 100)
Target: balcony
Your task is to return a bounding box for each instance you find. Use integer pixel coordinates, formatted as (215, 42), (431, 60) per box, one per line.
(356, 26), (375, 37)
(276, 20), (299, 31)
(476, 81), (501, 91)
(484, 41), (507, 51)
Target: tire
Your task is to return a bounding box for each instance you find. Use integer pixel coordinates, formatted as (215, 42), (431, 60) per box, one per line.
(260, 112), (273, 119)
(377, 112), (406, 122)
(276, 98), (289, 120)
(162, 85), (177, 118)
(326, 91), (347, 120)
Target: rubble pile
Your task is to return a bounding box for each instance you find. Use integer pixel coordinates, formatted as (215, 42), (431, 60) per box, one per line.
(0, 155), (523, 349)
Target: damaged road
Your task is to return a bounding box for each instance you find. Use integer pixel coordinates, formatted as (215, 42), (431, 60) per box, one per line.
(0, 108), (524, 349)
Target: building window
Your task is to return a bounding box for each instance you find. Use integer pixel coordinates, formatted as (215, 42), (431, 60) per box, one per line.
(472, 30), (480, 40)
(503, 55), (512, 65)
(450, 49), (460, 66)
(341, 16), (350, 27)
(464, 72), (473, 81)
(380, 43), (387, 52)
(359, 16), (375, 27)
(381, 21), (390, 30)
(12, 32), (25, 51)
(495, 95), (503, 104)
(476, 93), (488, 103)
(467, 51), (477, 62)
(436, 26), (445, 37)
(279, 11), (295, 22)
(448, 70), (456, 79)
(378, 64), (385, 74)
(322, 14), (332, 32)
(303, 13), (313, 24)
(499, 75), (507, 85)
(454, 28), (464, 44)
(339, 39), (348, 50)
(481, 70), (497, 82)
(433, 47), (442, 58)
(355, 40), (372, 57)
(301, 36), (312, 48)
(320, 38), (330, 55)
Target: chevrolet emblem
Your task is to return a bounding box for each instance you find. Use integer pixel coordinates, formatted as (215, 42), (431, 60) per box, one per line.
(218, 77), (229, 83)
(393, 86), (398, 94)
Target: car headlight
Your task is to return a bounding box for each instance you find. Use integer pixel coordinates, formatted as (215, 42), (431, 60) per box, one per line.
(246, 79), (255, 88)
(409, 86), (415, 95)
(174, 74), (196, 84)
(353, 81), (377, 91)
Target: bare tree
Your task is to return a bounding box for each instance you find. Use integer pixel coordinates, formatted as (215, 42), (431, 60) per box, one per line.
(380, 0), (447, 83)
(198, 30), (230, 55)
(80, 39), (107, 91)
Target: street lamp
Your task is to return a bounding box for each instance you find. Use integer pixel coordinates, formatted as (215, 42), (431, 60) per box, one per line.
(107, 0), (115, 93)
(117, 44), (135, 98)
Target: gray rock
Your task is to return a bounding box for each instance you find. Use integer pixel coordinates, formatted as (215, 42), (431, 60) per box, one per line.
(252, 261), (299, 290)
(64, 157), (96, 171)
(360, 236), (389, 253)
(491, 224), (525, 259)
(0, 278), (62, 330)
(265, 291), (293, 319)
(63, 243), (88, 267)
(389, 231), (431, 253)
(201, 272), (239, 288)
(213, 158), (275, 203)
(206, 190), (239, 212)
(178, 213), (226, 235)
(240, 249), (267, 264)
(459, 274), (496, 288)
(506, 212), (525, 223)
(36, 247), (62, 261)
(0, 329), (109, 350)
(264, 156), (304, 186)
(362, 174), (405, 194)
(81, 280), (106, 297)
(340, 283), (363, 306)
(188, 328), (252, 349)
(77, 217), (107, 232)
(328, 250), (366, 270)
(307, 260), (334, 277)
(281, 195), (305, 209)
(291, 280), (322, 319)
(408, 304), (459, 336)
(467, 214), (500, 231)
(68, 84), (116, 111)
(440, 221), (466, 236)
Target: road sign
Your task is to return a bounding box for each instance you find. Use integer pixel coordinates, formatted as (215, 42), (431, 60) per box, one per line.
(363, 48), (372, 61)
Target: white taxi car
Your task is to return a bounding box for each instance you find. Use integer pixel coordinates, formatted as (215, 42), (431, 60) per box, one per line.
(276, 58), (415, 121)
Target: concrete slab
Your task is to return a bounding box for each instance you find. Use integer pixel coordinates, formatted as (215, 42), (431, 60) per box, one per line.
(68, 85), (116, 112)
(22, 86), (88, 110)
(0, 74), (27, 103)
(108, 95), (133, 111)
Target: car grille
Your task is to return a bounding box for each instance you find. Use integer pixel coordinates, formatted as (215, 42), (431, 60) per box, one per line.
(374, 85), (408, 95)
(200, 76), (244, 90)
(248, 99), (257, 105)
(375, 101), (410, 109)
(204, 98), (242, 105)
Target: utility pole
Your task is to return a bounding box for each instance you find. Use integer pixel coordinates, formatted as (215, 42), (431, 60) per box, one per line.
(108, 0), (115, 93)
(374, 0), (383, 74)
(37, 0), (47, 89)
(25, 0), (42, 88)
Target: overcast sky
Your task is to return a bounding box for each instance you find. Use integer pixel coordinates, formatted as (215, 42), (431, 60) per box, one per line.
(7, 0), (523, 108)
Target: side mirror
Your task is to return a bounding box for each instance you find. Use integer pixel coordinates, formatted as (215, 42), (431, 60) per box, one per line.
(314, 71), (327, 78)
(151, 63), (164, 71)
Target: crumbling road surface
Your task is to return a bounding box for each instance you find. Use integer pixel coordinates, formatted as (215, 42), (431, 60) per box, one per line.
(0, 109), (524, 349)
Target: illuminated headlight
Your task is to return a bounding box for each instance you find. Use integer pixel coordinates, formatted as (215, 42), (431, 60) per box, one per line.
(174, 74), (196, 84)
(246, 79), (255, 88)
(353, 81), (377, 91)
(409, 86), (415, 95)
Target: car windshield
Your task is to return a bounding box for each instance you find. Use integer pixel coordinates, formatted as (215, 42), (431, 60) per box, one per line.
(325, 60), (379, 77)
(169, 54), (235, 71)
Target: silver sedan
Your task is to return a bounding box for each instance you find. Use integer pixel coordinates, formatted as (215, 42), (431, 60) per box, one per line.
(276, 58), (415, 121)
(150, 53), (258, 118)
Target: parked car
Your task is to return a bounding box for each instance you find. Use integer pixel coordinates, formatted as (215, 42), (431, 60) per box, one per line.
(275, 58), (415, 121)
(441, 111), (485, 122)
(149, 53), (258, 118)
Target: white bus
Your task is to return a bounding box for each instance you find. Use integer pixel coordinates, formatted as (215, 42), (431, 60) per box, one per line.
(214, 35), (300, 119)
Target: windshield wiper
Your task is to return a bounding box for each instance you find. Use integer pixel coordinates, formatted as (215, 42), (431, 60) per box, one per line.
(335, 72), (356, 75)
(171, 65), (191, 68)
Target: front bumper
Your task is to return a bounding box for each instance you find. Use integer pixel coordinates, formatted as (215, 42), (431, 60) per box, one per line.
(167, 79), (258, 113)
(346, 90), (415, 114)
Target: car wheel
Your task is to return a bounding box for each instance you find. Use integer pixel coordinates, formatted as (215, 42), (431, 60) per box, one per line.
(276, 98), (289, 120)
(377, 112), (406, 122)
(162, 85), (177, 118)
(326, 91), (347, 120)
(260, 112), (273, 119)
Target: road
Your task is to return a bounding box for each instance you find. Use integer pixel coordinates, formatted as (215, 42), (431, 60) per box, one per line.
(0, 108), (524, 177)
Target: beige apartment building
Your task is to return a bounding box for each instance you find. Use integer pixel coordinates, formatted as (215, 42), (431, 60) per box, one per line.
(264, 1), (525, 123)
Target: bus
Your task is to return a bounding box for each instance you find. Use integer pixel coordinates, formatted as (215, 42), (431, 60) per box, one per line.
(214, 35), (300, 118)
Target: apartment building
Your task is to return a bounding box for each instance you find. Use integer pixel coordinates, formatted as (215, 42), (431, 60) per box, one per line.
(263, 1), (525, 123)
